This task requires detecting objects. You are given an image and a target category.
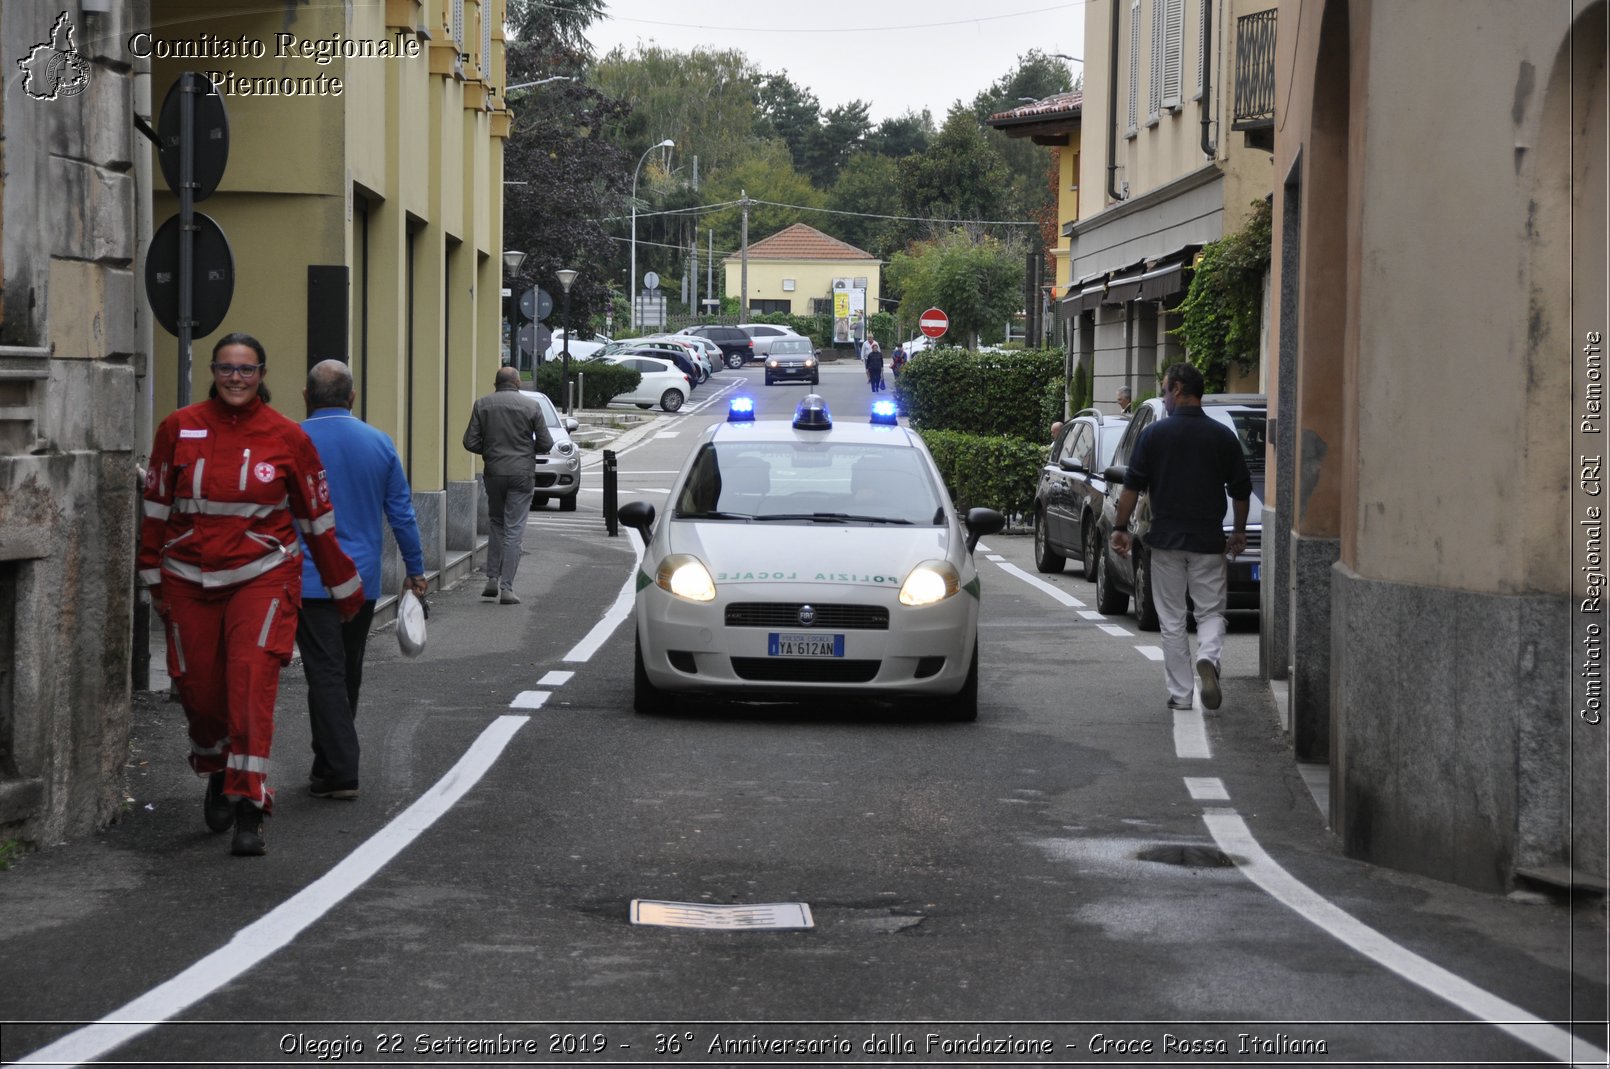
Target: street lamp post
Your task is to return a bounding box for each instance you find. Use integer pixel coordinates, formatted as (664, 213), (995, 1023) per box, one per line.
(556, 268), (578, 414)
(630, 139), (674, 330)
(502, 250), (526, 367)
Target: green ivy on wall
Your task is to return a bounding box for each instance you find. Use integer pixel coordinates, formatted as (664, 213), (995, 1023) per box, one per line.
(1175, 198), (1272, 393)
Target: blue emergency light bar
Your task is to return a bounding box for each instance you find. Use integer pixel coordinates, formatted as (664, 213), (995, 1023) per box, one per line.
(727, 396), (756, 422)
(870, 399), (899, 425)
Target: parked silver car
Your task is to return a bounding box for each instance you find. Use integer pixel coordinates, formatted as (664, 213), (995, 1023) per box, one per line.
(521, 390), (581, 511)
(737, 322), (801, 359)
(1033, 408), (1130, 581)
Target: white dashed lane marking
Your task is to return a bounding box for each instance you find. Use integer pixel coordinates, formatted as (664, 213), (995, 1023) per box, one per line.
(1172, 708), (1212, 759)
(1098, 623), (1132, 637)
(538, 671), (575, 686)
(1136, 645), (1164, 661)
(1184, 776), (1229, 800)
(509, 691), (551, 710)
(994, 562), (1086, 608)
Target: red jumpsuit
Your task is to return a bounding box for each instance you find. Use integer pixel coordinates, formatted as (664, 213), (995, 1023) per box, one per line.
(139, 395), (363, 813)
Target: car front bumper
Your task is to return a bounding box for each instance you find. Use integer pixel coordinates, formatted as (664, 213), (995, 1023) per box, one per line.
(535, 455), (581, 497)
(635, 580), (979, 699)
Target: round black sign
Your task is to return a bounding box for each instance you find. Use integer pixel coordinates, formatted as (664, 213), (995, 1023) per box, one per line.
(157, 73), (230, 201)
(144, 212), (235, 337)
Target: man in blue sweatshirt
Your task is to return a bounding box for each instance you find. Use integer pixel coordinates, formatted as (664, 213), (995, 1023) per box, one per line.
(297, 359), (428, 799)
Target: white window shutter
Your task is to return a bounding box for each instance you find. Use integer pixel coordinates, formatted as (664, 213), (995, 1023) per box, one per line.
(1196, 0), (1208, 95)
(453, 0), (464, 46)
(1127, 0), (1142, 133)
(1148, 0), (1163, 121)
(482, 0), (491, 77)
(1163, 0), (1184, 108)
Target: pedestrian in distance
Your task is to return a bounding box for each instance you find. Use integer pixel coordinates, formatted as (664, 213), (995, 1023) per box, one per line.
(865, 340), (885, 392)
(463, 366), (552, 604)
(891, 345), (908, 377)
(296, 360), (428, 802)
(1116, 385), (1133, 414)
(1109, 362), (1251, 712)
(138, 333), (365, 856)
(1050, 420), (1064, 446)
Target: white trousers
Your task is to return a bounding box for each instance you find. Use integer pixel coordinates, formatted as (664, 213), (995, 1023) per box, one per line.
(1149, 548), (1228, 704)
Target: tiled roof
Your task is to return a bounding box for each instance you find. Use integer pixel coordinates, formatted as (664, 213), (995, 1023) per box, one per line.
(731, 223), (876, 262)
(987, 90), (1083, 123)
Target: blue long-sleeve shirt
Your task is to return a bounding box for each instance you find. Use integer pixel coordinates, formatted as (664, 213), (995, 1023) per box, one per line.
(299, 408), (425, 600)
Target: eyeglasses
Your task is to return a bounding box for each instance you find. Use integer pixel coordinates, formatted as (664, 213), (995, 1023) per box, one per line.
(211, 363), (263, 379)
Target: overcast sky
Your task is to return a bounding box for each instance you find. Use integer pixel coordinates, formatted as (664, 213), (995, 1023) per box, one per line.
(585, 0), (1087, 124)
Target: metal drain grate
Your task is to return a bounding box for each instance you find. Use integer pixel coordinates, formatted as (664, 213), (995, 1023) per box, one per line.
(630, 899), (814, 930)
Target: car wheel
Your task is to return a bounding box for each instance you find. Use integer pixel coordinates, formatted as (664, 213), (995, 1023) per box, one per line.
(934, 641), (979, 722)
(1081, 519), (1101, 582)
(1133, 548), (1160, 631)
(660, 389), (684, 412)
(765, 375), (775, 386)
(633, 632), (672, 715)
(725, 353), (743, 369)
(1033, 509), (1065, 573)
(1095, 545), (1129, 615)
(635, 403), (652, 410)
(530, 493), (549, 510)
(559, 493), (577, 512)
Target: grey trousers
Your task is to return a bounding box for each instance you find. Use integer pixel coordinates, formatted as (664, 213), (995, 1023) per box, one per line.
(483, 473), (534, 591)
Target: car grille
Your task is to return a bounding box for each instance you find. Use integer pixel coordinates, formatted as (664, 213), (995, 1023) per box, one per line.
(730, 658), (881, 683)
(724, 603), (890, 630)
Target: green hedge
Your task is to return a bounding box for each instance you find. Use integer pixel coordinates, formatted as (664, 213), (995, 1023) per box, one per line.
(531, 359), (640, 409)
(917, 430), (1043, 522)
(895, 346), (1063, 440)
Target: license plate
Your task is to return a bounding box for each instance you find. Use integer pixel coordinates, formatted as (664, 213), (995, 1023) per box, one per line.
(1251, 564), (1261, 581)
(768, 632), (844, 658)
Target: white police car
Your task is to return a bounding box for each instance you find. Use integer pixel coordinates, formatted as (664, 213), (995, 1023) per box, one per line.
(619, 395), (1005, 720)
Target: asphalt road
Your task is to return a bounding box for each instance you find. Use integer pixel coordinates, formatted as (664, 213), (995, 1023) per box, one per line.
(1, 363), (1604, 1068)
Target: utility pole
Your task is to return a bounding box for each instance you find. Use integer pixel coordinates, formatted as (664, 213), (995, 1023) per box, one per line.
(707, 229), (714, 312)
(740, 190), (750, 320)
(689, 234), (698, 320)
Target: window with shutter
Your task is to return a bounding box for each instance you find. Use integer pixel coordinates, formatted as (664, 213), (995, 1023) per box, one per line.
(1127, 0), (1141, 134)
(453, 0), (464, 46)
(1195, 0), (1208, 96)
(1162, 0), (1184, 109)
(481, 0), (491, 78)
(1147, 0), (1163, 122)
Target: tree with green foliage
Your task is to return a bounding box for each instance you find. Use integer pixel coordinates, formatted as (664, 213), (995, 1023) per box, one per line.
(754, 72), (821, 167)
(825, 154), (904, 261)
(702, 142), (826, 257)
(1174, 199), (1273, 392)
(897, 109), (1010, 233)
(801, 101), (874, 188)
(885, 230), (1025, 349)
(504, 0), (605, 55)
(865, 111), (935, 159)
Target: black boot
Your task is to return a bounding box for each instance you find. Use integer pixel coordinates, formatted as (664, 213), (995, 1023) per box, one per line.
(203, 772), (234, 833)
(230, 799), (267, 856)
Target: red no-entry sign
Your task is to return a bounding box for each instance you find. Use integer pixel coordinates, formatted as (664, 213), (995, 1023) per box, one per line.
(919, 308), (949, 338)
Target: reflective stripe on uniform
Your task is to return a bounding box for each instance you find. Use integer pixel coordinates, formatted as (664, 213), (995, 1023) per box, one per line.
(143, 500), (171, 521)
(239, 448), (251, 492)
(170, 621), (187, 674)
(162, 544), (300, 588)
(192, 458), (205, 500)
(296, 512), (336, 536)
(257, 598), (280, 647)
(189, 738), (225, 756)
(138, 568), (163, 586)
(173, 497), (287, 519)
(326, 574), (362, 600)
(226, 754), (271, 774)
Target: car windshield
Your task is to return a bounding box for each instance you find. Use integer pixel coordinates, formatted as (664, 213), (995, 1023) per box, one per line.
(772, 340), (812, 354)
(523, 391), (563, 428)
(674, 442), (945, 526)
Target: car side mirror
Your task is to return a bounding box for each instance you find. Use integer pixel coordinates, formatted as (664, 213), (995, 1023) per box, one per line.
(563, 417), (579, 432)
(964, 507), (1006, 554)
(1104, 464), (1126, 483)
(619, 499), (656, 539)
(1059, 457), (1085, 473)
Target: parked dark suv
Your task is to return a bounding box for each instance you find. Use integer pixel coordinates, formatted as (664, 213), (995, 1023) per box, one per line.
(1033, 408), (1130, 581)
(679, 325), (754, 368)
(1092, 394), (1267, 630)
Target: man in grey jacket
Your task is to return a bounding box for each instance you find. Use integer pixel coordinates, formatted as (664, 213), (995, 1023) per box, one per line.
(462, 367), (553, 604)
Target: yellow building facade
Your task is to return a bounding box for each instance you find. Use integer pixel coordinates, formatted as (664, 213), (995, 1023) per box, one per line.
(721, 224), (880, 331)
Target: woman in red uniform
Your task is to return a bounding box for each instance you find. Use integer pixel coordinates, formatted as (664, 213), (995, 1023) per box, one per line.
(139, 334), (364, 856)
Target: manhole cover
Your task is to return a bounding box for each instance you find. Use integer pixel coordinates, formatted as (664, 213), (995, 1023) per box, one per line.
(630, 899), (814, 930)
(1135, 844), (1236, 868)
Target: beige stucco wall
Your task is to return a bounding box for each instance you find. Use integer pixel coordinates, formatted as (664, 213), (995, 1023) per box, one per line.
(721, 258), (880, 317)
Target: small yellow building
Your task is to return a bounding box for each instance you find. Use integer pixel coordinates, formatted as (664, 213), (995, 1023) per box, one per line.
(722, 223), (879, 333)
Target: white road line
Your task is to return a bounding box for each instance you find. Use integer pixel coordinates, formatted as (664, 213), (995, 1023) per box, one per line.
(986, 554), (1007, 562)
(994, 561), (1085, 608)
(1203, 811), (1607, 1068)
(1078, 610), (1105, 620)
(15, 715), (532, 1069)
(976, 542), (994, 553)
(1184, 776), (1229, 800)
(538, 670), (575, 686)
(1136, 645), (1164, 661)
(1173, 708), (1212, 759)
(509, 691), (551, 710)
(562, 530), (645, 663)
(1099, 623), (1133, 637)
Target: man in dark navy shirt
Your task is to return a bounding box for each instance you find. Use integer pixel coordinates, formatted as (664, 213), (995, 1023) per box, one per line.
(1110, 363), (1251, 711)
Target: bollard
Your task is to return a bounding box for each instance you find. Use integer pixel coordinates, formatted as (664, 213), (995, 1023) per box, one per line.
(603, 448), (618, 537)
(577, 372), (584, 411)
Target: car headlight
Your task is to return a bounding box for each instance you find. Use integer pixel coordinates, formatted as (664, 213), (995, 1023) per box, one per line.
(766, 358), (779, 368)
(656, 554), (716, 602)
(898, 560), (960, 606)
(804, 357), (816, 367)
(554, 440), (575, 457)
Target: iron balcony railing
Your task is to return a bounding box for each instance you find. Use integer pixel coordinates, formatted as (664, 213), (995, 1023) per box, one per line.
(1232, 9), (1277, 131)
